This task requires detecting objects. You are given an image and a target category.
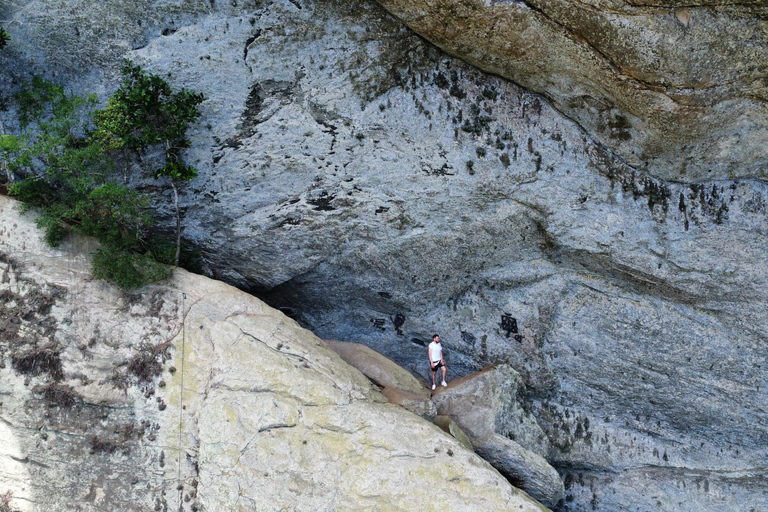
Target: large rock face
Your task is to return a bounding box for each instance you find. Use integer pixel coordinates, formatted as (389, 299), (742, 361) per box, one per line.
(372, 0), (768, 181)
(1, 1), (767, 511)
(0, 195), (546, 512)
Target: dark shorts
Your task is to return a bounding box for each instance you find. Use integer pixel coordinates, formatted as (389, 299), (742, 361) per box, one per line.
(431, 361), (444, 371)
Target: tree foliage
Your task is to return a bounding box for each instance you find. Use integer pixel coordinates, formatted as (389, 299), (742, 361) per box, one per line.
(0, 28), (9, 50)
(94, 61), (204, 265)
(94, 61), (203, 176)
(4, 62), (204, 288)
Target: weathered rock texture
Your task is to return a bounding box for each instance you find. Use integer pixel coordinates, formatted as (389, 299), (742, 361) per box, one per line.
(0, 195), (547, 512)
(431, 364), (564, 508)
(431, 364), (552, 456)
(433, 415), (474, 451)
(2, 0), (768, 511)
(372, 0), (768, 181)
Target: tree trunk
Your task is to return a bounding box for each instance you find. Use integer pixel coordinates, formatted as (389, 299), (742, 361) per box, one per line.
(171, 179), (180, 267)
(0, 116), (8, 189)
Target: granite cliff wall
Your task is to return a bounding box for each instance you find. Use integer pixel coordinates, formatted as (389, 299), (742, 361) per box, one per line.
(1, 1), (766, 510)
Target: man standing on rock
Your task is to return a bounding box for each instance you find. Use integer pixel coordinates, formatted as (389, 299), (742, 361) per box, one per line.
(428, 334), (447, 390)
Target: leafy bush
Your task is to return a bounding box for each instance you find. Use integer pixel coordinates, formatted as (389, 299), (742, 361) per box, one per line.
(7, 177), (57, 207)
(92, 247), (171, 290)
(72, 183), (152, 250)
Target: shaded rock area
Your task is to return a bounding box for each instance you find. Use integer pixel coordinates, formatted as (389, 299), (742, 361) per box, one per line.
(0, 195), (548, 511)
(373, 0), (768, 181)
(326, 342), (566, 507)
(1, 1), (768, 511)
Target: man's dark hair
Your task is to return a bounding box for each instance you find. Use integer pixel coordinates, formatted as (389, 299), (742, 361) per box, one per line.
(433, 334), (440, 340)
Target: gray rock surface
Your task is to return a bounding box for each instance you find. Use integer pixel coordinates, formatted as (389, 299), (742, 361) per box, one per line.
(1, 1), (768, 511)
(372, 0), (768, 181)
(431, 364), (563, 506)
(474, 434), (565, 511)
(0, 195), (548, 512)
(431, 364), (551, 457)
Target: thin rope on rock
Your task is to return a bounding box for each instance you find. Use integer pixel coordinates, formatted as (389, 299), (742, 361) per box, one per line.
(177, 291), (186, 509)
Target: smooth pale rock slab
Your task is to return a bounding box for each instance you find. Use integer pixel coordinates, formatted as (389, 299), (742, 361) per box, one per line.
(200, 397), (549, 511)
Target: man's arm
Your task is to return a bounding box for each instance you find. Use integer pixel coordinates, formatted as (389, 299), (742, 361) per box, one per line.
(428, 346), (434, 367)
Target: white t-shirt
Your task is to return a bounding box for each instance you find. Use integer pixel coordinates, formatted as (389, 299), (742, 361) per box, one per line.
(428, 341), (443, 363)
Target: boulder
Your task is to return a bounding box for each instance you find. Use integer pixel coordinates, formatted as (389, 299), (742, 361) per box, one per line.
(325, 339), (436, 418)
(431, 364), (562, 506)
(474, 434), (565, 511)
(431, 364), (551, 457)
(324, 339), (429, 397)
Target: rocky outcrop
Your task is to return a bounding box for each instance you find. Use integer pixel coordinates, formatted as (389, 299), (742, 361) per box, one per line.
(2, 1), (768, 511)
(325, 342), (565, 504)
(372, 0), (768, 181)
(0, 195), (549, 512)
(474, 434), (564, 511)
(431, 364), (551, 456)
(431, 365), (563, 507)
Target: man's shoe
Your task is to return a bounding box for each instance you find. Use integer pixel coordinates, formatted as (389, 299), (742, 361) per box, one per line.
(432, 384), (436, 390)
(441, 381), (447, 387)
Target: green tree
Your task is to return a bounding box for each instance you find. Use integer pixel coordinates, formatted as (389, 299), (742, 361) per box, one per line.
(94, 61), (204, 265)
(0, 27), (11, 186)
(3, 78), (156, 287)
